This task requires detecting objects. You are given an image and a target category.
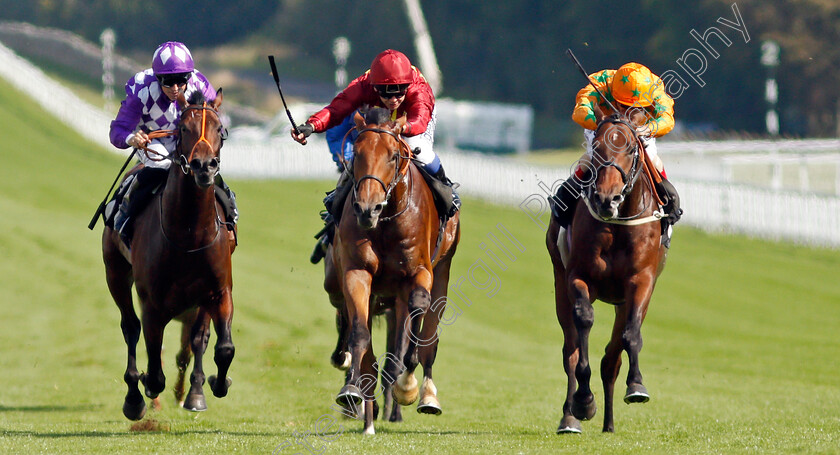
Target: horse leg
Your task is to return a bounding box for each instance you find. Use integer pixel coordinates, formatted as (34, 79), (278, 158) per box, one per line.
(393, 279), (432, 406)
(104, 240), (145, 420)
(381, 306), (403, 422)
(415, 259), (453, 416)
(335, 270), (374, 433)
(600, 305), (627, 433)
(208, 290), (235, 398)
(622, 281), (654, 405)
(174, 310), (197, 406)
(183, 309), (211, 412)
(557, 306), (582, 433)
(330, 297), (352, 370)
(140, 312), (168, 400)
(547, 221), (583, 433)
(358, 329), (378, 435)
(569, 278), (597, 422)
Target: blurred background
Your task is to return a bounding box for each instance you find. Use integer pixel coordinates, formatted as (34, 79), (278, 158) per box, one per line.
(1, 0), (839, 245)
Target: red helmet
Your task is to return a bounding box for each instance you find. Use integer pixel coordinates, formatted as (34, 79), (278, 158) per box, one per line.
(369, 50), (413, 85)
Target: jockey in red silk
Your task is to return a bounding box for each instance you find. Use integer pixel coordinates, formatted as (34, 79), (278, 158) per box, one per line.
(109, 41), (238, 246)
(292, 49), (460, 264)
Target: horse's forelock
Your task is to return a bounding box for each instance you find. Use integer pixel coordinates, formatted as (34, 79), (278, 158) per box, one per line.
(187, 91), (206, 106)
(365, 107), (392, 127)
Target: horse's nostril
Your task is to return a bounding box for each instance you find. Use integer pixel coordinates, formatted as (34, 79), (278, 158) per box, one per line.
(373, 203), (384, 214)
(208, 158), (219, 169)
(189, 159), (201, 170)
(353, 202), (362, 215)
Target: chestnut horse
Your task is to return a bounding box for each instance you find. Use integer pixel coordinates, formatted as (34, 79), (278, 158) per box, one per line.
(324, 108), (460, 434)
(546, 108), (669, 433)
(102, 90), (236, 420)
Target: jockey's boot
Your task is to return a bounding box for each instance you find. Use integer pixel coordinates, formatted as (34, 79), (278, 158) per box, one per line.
(311, 171), (353, 264)
(655, 177), (682, 224)
(549, 171), (588, 229)
(113, 167), (168, 247)
(432, 165), (461, 218)
(214, 175), (239, 245)
(310, 219), (334, 264)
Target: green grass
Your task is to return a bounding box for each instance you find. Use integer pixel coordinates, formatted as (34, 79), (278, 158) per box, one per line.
(1, 76), (840, 454)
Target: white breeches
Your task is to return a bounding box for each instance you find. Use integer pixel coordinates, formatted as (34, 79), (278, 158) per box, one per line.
(139, 140), (172, 170)
(405, 106), (437, 165)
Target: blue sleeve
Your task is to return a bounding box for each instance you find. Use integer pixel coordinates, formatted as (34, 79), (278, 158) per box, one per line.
(325, 112), (358, 166)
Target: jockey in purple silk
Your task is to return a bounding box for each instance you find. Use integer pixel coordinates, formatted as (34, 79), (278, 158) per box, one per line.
(109, 41), (238, 245)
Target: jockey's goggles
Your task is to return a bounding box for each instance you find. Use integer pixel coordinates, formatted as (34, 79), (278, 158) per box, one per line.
(375, 84), (409, 99)
(156, 73), (191, 88)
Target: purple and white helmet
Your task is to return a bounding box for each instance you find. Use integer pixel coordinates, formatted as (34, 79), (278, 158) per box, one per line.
(152, 41), (194, 75)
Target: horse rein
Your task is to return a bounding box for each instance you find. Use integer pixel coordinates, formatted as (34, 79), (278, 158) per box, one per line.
(586, 117), (665, 225)
(138, 103), (226, 176)
(349, 127), (414, 220)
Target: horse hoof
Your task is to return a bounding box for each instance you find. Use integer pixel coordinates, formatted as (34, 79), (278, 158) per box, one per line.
(624, 383), (650, 404)
(556, 415), (582, 434)
(331, 352), (352, 371)
(417, 399), (442, 416)
(122, 398), (146, 421)
(336, 384), (363, 407)
(572, 396), (597, 421)
(183, 392), (207, 412)
(362, 425), (375, 435)
(388, 409), (403, 423)
(393, 372), (418, 406)
(140, 373), (160, 399)
(208, 375), (232, 398)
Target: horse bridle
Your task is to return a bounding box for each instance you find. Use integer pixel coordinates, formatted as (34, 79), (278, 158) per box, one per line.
(584, 116), (654, 223)
(347, 127), (414, 217)
(592, 116), (642, 195)
(141, 103), (227, 175)
(173, 103), (227, 175)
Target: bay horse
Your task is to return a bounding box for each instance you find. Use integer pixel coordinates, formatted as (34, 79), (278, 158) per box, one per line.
(546, 107), (669, 433)
(102, 90), (235, 420)
(324, 107), (460, 434)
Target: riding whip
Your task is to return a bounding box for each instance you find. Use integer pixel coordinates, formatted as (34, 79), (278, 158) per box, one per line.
(87, 148), (136, 230)
(565, 48), (621, 114)
(267, 55), (300, 135)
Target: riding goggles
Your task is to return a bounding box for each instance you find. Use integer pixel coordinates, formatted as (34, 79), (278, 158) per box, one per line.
(157, 73), (191, 88)
(375, 84), (409, 99)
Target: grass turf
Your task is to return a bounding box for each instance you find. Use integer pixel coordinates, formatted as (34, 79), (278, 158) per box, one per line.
(1, 77), (839, 454)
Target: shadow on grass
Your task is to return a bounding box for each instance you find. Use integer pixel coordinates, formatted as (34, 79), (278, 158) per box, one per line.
(0, 404), (101, 413)
(0, 429), (288, 438)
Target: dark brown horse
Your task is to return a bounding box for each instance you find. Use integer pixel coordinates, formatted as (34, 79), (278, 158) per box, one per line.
(102, 90), (236, 420)
(546, 107), (669, 433)
(324, 108), (460, 434)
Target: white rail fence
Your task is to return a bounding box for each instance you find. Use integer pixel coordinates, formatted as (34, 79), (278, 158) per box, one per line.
(2, 39), (838, 248)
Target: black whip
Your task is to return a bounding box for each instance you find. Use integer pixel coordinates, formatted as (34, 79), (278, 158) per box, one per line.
(267, 55), (300, 135)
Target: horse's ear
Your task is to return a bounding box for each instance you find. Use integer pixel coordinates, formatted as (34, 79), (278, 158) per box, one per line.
(395, 114), (408, 134)
(592, 103), (607, 123)
(626, 107), (648, 128)
(212, 87), (224, 110)
(354, 110), (366, 129)
(176, 92), (187, 111)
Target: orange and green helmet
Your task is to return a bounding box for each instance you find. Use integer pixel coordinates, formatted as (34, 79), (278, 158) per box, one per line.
(611, 62), (655, 107)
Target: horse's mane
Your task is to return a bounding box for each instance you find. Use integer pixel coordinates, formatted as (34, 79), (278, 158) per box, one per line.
(187, 91), (206, 106)
(365, 107), (392, 126)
